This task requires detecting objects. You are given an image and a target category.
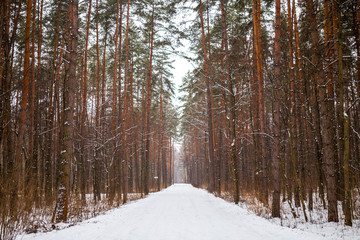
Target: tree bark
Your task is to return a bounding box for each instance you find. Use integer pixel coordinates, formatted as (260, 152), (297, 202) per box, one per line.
(14, 0), (33, 214)
(45, 0), (62, 204)
(122, 0), (131, 202)
(220, 0), (239, 204)
(94, 0), (101, 203)
(25, 0), (38, 209)
(251, 0), (267, 204)
(322, 0), (338, 222)
(55, 0), (78, 223)
(305, 0), (327, 209)
(334, 3), (351, 226)
(272, 0), (281, 218)
(109, 0), (119, 204)
(144, 5), (155, 196)
(199, 0), (216, 193)
(158, 82), (163, 191)
(0, 0), (14, 217)
(80, 0), (92, 203)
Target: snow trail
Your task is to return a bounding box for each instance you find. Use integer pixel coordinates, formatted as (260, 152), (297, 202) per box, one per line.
(21, 184), (325, 240)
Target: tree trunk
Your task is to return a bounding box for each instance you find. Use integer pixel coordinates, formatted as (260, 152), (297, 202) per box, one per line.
(158, 83), (163, 191)
(55, 0), (78, 223)
(116, 0), (124, 203)
(14, 0), (33, 215)
(305, 0), (327, 209)
(80, 0), (92, 203)
(0, 0), (14, 218)
(45, 0), (62, 205)
(25, 0), (37, 210)
(251, 0), (267, 205)
(272, 0), (281, 218)
(94, 0), (101, 203)
(334, 3), (352, 226)
(199, 0), (216, 193)
(322, 0), (338, 222)
(122, 0), (131, 203)
(34, 0), (44, 208)
(143, 5), (155, 196)
(220, 0), (239, 204)
(109, 0), (119, 204)
(357, 0), (360, 100)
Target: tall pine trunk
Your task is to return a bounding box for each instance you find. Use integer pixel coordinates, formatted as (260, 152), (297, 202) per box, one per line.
(144, 5), (155, 196)
(199, 0), (216, 193)
(220, 0), (239, 204)
(14, 0), (33, 214)
(122, 0), (131, 202)
(55, 0), (78, 223)
(272, 0), (281, 218)
(251, 0), (267, 204)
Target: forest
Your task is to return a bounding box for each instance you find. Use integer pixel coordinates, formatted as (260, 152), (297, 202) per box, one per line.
(0, 0), (359, 239)
(1, 0), (180, 238)
(180, 0), (359, 228)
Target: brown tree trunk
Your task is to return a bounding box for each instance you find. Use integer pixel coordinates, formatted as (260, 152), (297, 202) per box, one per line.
(14, 0), (33, 214)
(206, 7), (218, 194)
(251, 0), (267, 205)
(357, 0), (360, 99)
(45, 0), (62, 204)
(322, 0), (338, 222)
(158, 83), (163, 191)
(305, 0), (327, 209)
(55, 0), (78, 223)
(25, 0), (37, 210)
(199, 0), (216, 193)
(101, 31), (108, 199)
(109, 0), (119, 204)
(287, 0), (307, 221)
(144, 5), (155, 196)
(80, 0), (92, 203)
(331, 0), (345, 203)
(334, 3), (351, 226)
(116, 0), (124, 203)
(0, 0), (15, 218)
(272, 0), (281, 218)
(343, 105), (352, 226)
(94, 0), (101, 202)
(122, 0), (131, 203)
(163, 122), (168, 188)
(34, 0), (44, 207)
(305, 0), (339, 222)
(220, 0), (239, 204)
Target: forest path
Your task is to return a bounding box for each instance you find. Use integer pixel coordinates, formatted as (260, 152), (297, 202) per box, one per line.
(21, 184), (325, 240)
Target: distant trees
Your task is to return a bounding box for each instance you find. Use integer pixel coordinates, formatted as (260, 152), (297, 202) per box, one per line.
(0, 0), (179, 237)
(181, 0), (360, 226)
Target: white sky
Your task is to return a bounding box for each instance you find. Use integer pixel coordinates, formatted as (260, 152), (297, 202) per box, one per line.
(170, 48), (194, 148)
(169, 2), (198, 148)
(170, 2), (197, 109)
(171, 54), (193, 108)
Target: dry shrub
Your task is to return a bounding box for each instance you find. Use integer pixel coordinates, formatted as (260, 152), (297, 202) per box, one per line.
(215, 190), (271, 219)
(1, 192), (146, 239)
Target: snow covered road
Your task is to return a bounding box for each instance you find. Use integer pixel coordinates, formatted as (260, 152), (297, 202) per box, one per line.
(21, 184), (325, 240)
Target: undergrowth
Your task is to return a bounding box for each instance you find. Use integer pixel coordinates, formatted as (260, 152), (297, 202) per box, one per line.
(1, 193), (142, 240)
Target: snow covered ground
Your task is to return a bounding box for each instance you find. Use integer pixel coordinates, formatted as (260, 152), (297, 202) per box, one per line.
(18, 184), (356, 240)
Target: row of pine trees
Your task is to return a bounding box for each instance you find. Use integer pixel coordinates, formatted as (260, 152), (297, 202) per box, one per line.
(181, 0), (359, 226)
(0, 0), (180, 237)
